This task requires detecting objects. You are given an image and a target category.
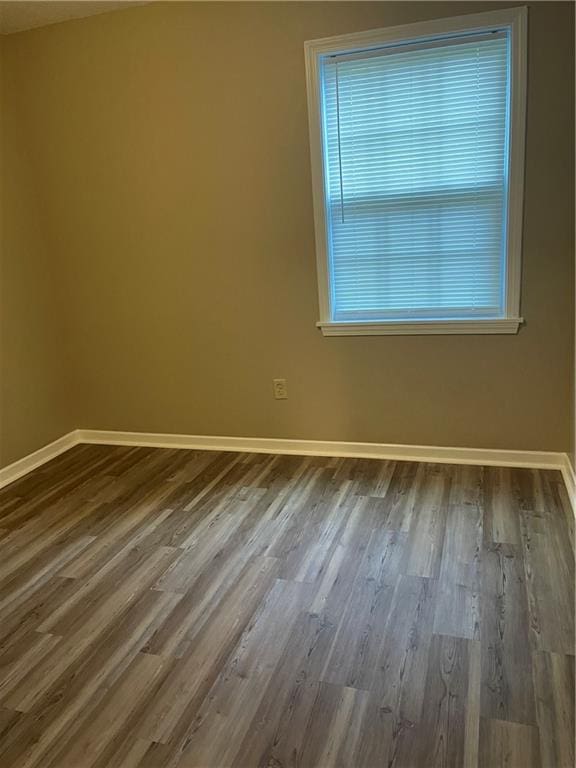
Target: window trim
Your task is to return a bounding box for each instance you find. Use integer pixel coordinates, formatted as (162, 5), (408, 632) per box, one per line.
(304, 7), (527, 336)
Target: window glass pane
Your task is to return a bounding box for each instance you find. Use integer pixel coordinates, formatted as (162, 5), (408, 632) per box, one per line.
(321, 32), (510, 322)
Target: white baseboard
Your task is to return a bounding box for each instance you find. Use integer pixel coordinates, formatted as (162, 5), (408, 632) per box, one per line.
(1, 428), (573, 513)
(0, 431), (81, 491)
(77, 429), (566, 470)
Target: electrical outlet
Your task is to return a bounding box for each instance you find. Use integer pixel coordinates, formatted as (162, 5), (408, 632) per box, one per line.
(273, 378), (288, 400)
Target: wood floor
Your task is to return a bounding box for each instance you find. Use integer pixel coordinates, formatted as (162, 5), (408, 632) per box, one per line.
(0, 445), (573, 768)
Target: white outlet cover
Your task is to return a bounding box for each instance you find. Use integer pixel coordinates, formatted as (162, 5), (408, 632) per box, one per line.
(273, 379), (288, 399)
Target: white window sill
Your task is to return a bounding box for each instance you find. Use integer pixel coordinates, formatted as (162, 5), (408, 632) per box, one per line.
(317, 318), (524, 336)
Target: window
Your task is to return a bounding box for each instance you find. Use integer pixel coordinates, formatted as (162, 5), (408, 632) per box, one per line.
(305, 8), (527, 335)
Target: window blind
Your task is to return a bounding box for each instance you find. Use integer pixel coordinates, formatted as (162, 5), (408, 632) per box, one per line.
(320, 31), (510, 323)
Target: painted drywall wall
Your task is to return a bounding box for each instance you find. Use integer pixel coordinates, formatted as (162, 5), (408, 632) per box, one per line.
(1, 1), (574, 453)
(0, 35), (77, 467)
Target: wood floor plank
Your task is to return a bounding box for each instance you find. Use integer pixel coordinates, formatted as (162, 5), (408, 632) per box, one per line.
(232, 610), (337, 768)
(434, 464), (483, 641)
(464, 640), (482, 768)
(136, 555), (279, 745)
(176, 579), (310, 767)
(5, 546), (178, 714)
(479, 718), (541, 768)
(406, 634), (471, 767)
(0, 708), (30, 767)
(532, 650), (575, 768)
(546, 470), (575, 548)
(50, 652), (167, 768)
(154, 492), (266, 593)
(318, 531), (397, 690)
(59, 503), (176, 581)
(372, 574), (438, 724)
(0, 534), (96, 620)
(405, 465), (449, 578)
(434, 502), (482, 640)
(480, 543), (536, 725)
(0, 633), (62, 705)
(520, 506), (574, 654)
(0, 571), (80, 656)
(382, 460), (425, 532)
(0, 448), (572, 768)
(94, 736), (153, 768)
(483, 467), (521, 546)
(307, 496), (383, 625)
(297, 682), (369, 768)
(4, 589), (182, 768)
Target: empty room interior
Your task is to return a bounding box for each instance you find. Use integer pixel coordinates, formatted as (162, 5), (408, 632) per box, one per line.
(0, 1), (574, 766)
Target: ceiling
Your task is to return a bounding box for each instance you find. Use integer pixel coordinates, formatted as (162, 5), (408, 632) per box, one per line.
(0, 1), (150, 35)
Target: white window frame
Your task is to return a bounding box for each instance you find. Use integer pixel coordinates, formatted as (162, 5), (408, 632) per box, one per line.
(304, 7), (527, 336)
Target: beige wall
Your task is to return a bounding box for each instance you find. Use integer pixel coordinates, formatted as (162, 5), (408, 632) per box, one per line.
(0, 35), (77, 467)
(1, 1), (573, 458)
